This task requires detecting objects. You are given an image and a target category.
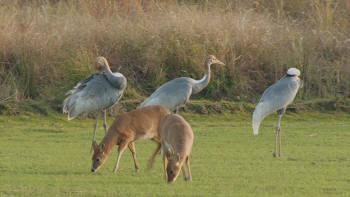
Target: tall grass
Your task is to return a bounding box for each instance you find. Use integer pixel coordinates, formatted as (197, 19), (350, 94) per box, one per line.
(0, 0), (350, 107)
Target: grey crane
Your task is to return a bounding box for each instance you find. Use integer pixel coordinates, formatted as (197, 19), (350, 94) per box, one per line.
(252, 68), (302, 157)
(140, 55), (225, 112)
(63, 57), (127, 151)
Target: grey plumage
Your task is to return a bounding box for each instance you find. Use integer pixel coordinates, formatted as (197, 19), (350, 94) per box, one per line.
(252, 67), (302, 157)
(63, 57), (127, 151)
(63, 73), (126, 120)
(140, 55), (225, 112)
(63, 57), (126, 119)
(252, 75), (301, 135)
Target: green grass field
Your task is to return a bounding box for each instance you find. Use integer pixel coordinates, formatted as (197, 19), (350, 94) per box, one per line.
(0, 112), (350, 196)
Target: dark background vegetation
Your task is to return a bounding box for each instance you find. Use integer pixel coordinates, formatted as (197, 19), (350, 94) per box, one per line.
(1, 0), (350, 114)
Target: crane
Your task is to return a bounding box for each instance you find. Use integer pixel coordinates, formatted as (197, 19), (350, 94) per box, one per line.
(252, 68), (302, 157)
(140, 55), (225, 112)
(63, 57), (127, 151)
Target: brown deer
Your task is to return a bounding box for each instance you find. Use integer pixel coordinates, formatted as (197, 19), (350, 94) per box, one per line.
(160, 114), (194, 183)
(91, 105), (171, 173)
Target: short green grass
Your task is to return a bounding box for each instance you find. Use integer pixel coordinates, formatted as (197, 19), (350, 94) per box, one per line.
(0, 112), (350, 197)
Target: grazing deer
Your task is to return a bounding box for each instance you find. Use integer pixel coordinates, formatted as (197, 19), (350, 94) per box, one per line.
(160, 114), (194, 183)
(91, 105), (171, 173)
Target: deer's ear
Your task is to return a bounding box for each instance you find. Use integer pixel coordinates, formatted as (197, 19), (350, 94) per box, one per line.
(164, 141), (174, 157)
(100, 143), (105, 152)
(165, 149), (172, 158)
(92, 141), (98, 152)
(174, 153), (181, 161)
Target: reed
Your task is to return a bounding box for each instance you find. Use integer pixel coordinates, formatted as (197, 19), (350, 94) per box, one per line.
(0, 0), (349, 106)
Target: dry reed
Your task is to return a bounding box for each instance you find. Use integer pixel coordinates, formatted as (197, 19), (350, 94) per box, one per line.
(0, 0), (349, 106)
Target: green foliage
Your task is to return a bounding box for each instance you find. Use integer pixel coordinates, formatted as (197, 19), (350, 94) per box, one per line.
(1, 112), (350, 196)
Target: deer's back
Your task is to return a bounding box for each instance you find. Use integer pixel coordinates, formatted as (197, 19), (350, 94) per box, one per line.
(161, 114), (194, 155)
(108, 105), (171, 140)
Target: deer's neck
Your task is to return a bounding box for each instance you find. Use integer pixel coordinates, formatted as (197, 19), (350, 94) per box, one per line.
(101, 131), (119, 155)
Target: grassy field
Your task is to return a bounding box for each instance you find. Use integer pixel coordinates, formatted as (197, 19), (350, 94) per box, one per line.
(0, 111), (350, 196)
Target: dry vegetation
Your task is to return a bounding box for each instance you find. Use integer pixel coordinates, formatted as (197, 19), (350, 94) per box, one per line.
(1, 0), (350, 108)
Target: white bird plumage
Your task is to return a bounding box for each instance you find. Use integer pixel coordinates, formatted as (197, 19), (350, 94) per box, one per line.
(252, 68), (302, 157)
(140, 55), (225, 112)
(63, 57), (127, 151)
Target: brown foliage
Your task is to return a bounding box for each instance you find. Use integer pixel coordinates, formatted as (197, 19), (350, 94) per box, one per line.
(1, 0), (350, 105)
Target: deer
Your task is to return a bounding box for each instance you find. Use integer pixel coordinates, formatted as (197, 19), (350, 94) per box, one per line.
(160, 114), (194, 183)
(91, 105), (171, 173)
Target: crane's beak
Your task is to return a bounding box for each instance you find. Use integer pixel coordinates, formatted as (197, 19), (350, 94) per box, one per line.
(215, 60), (225, 66)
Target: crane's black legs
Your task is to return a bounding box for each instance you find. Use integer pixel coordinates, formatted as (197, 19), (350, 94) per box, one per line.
(90, 112), (101, 153)
(103, 110), (108, 134)
(273, 109), (285, 157)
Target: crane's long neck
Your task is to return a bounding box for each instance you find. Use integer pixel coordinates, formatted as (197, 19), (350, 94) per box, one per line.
(192, 61), (211, 94)
(103, 63), (126, 89)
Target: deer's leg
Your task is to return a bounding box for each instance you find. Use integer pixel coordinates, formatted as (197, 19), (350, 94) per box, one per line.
(185, 156), (192, 181)
(103, 110), (108, 134)
(90, 111), (101, 153)
(128, 142), (139, 172)
(182, 165), (187, 181)
(147, 143), (161, 169)
(163, 154), (168, 181)
(113, 142), (128, 173)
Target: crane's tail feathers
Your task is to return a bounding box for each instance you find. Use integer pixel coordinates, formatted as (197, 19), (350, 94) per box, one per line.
(62, 96), (77, 120)
(252, 102), (271, 135)
(62, 95), (74, 113)
(66, 106), (77, 120)
(62, 97), (70, 114)
(67, 115), (76, 120)
(252, 112), (261, 135)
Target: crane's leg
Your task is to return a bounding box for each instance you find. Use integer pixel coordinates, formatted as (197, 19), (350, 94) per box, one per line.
(103, 110), (108, 134)
(273, 108), (284, 157)
(273, 127), (278, 157)
(128, 142), (139, 172)
(90, 112), (101, 153)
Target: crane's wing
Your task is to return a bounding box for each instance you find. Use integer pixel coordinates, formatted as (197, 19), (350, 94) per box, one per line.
(63, 73), (125, 120)
(64, 73), (98, 96)
(140, 77), (193, 111)
(252, 76), (301, 135)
